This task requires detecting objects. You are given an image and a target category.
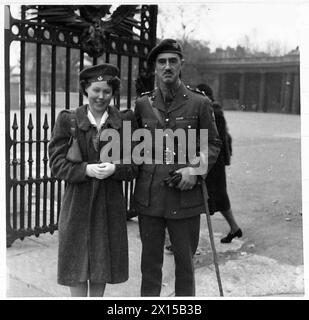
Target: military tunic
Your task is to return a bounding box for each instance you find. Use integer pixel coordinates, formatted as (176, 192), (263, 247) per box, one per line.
(133, 82), (222, 219)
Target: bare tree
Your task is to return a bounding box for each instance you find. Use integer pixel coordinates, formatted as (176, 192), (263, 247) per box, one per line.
(237, 28), (289, 56)
(238, 33), (259, 54)
(157, 7), (170, 39)
(157, 5), (210, 45)
(265, 39), (287, 56)
(178, 6), (195, 49)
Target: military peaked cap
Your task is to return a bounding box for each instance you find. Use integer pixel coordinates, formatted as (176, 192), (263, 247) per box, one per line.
(79, 63), (119, 82)
(147, 39), (183, 67)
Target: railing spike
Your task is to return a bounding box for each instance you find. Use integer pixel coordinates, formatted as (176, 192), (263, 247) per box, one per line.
(43, 113), (49, 130)
(27, 113), (34, 130)
(12, 113), (18, 130)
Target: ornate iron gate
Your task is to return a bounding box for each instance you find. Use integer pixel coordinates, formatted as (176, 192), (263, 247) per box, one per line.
(5, 5), (158, 246)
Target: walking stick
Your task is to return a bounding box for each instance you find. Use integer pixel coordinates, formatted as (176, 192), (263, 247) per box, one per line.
(199, 176), (224, 296)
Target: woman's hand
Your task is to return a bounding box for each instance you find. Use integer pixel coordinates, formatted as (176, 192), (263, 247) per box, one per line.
(86, 163), (116, 179)
(86, 164), (102, 178)
(98, 162), (116, 179)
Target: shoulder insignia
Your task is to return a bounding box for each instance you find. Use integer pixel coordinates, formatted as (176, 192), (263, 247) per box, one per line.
(195, 87), (206, 95)
(140, 91), (152, 97)
(186, 85), (206, 96)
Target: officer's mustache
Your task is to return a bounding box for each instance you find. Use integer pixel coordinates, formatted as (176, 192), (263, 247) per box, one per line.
(163, 71), (173, 75)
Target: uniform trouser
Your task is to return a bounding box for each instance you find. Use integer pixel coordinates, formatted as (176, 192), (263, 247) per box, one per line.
(138, 214), (200, 296)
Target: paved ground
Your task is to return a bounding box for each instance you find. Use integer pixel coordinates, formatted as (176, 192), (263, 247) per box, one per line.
(6, 110), (304, 298)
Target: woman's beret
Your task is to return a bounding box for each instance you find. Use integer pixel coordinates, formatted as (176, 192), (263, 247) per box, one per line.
(79, 63), (119, 82)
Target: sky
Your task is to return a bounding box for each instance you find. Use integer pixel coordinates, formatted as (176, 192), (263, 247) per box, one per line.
(157, 1), (301, 54)
(8, 1), (302, 58)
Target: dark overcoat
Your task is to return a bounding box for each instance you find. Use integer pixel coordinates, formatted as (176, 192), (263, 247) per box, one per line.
(206, 102), (232, 214)
(133, 83), (222, 219)
(48, 104), (137, 286)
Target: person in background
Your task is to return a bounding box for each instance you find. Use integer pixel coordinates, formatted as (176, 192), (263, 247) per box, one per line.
(196, 83), (242, 243)
(135, 68), (154, 97)
(49, 63), (137, 297)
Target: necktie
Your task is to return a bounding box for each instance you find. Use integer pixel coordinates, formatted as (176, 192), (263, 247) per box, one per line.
(164, 91), (173, 110)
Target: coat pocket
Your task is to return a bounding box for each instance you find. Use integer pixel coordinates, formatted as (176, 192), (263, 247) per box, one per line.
(133, 165), (155, 207)
(141, 118), (158, 131)
(179, 182), (205, 209)
(175, 116), (199, 163)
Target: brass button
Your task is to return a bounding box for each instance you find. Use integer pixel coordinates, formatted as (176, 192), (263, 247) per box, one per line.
(172, 210), (177, 215)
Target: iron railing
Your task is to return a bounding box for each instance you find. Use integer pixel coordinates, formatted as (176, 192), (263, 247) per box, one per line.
(5, 5), (158, 246)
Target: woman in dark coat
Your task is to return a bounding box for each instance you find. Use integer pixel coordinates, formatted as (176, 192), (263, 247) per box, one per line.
(197, 84), (242, 243)
(49, 63), (137, 296)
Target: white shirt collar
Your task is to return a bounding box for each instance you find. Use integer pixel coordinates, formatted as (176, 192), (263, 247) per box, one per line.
(87, 107), (109, 130)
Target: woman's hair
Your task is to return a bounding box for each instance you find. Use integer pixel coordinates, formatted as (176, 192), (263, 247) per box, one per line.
(80, 76), (121, 97)
(196, 83), (214, 102)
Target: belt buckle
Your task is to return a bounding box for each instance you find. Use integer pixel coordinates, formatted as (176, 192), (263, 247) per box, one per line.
(164, 148), (175, 164)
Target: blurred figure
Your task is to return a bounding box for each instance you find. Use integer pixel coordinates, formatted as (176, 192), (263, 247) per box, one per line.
(196, 83), (242, 243)
(135, 68), (154, 97)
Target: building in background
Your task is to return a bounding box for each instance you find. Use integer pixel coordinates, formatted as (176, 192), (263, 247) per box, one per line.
(183, 48), (300, 114)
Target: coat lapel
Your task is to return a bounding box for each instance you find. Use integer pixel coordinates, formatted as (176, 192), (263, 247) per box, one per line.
(104, 105), (122, 130)
(75, 105), (92, 131)
(152, 83), (190, 113)
(151, 88), (166, 113)
(75, 104), (122, 161)
(75, 104), (122, 131)
(168, 82), (189, 113)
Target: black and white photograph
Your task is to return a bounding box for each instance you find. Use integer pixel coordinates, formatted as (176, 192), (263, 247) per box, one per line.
(1, 0), (308, 301)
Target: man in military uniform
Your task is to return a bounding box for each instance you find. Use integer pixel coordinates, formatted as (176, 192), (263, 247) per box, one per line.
(133, 39), (222, 296)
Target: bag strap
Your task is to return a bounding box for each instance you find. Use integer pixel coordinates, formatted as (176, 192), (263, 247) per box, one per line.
(68, 110), (78, 138)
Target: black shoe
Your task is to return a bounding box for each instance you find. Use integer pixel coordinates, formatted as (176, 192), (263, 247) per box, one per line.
(220, 228), (242, 243)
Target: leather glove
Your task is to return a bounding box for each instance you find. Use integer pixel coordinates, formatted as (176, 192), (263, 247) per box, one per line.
(163, 170), (182, 187)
